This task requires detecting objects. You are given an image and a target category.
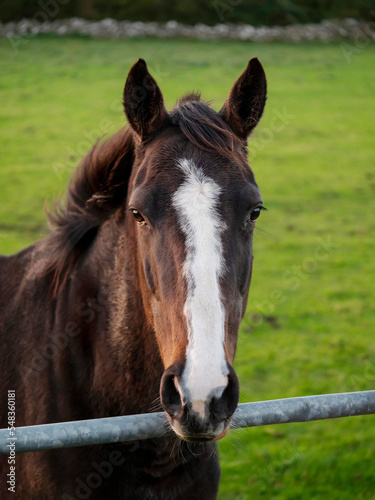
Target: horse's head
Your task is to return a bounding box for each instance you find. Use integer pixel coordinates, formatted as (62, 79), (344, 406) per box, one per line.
(123, 59), (267, 442)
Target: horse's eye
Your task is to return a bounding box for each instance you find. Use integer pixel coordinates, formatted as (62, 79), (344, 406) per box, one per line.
(243, 206), (265, 228)
(131, 209), (145, 224)
(250, 207), (261, 221)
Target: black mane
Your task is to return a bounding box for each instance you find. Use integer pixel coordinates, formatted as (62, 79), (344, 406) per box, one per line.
(45, 128), (134, 291)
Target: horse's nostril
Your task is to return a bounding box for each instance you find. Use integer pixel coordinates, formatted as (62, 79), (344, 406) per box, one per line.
(209, 367), (239, 424)
(160, 364), (184, 418)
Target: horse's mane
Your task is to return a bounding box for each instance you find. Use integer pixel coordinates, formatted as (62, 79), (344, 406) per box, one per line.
(45, 95), (243, 292)
(45, 127), (135, 292)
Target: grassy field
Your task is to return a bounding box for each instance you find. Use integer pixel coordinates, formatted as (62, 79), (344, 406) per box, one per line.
(1, 35), (375, 498)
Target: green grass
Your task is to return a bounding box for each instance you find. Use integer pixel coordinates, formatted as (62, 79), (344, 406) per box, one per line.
(1, 36), (375, 498)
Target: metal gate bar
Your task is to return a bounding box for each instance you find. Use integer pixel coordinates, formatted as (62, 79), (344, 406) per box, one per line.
(1, 390), (374, 454)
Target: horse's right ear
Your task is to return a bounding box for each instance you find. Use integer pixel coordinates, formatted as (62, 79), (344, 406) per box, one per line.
(220, 58), (267, 140)
(123, 59), (168, 141)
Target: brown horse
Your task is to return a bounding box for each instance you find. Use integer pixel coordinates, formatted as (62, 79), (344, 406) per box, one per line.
(0, 58), (267, 499)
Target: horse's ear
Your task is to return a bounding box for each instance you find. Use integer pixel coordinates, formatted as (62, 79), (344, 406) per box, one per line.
(220, 58), (267, 140)
(123, 59), (168, 141)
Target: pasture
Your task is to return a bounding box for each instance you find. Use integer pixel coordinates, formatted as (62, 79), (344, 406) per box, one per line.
(1, 35), (375, 499)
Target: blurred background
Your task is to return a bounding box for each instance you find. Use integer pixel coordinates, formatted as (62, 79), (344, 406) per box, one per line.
(1, 1), (375, 499)
(1, 0), (375, 25)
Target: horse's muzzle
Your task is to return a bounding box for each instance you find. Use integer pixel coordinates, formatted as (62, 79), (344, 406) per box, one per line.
(160, 363), (239, 442)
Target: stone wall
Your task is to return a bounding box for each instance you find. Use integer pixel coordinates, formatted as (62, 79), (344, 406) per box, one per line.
(1, 17), (374, 43)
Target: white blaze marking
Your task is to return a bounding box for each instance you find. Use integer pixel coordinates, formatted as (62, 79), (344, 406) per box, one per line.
(173, 158), (228, 418)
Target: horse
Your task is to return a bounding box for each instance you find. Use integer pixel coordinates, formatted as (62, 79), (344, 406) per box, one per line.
(0, 57), (267, 499)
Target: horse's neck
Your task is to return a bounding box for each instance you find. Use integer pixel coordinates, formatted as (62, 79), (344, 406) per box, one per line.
(61, 220), (163, 418)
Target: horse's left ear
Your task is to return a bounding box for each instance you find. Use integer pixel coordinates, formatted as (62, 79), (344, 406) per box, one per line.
(123, 59), (168, 141)
(220, 58), (267, 140)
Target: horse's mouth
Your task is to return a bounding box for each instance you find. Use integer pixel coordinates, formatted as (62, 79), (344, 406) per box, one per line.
(182, 435), (216, 443)
(173, 424), (229, 443)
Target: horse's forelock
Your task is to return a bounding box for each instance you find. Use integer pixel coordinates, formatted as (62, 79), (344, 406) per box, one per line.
(170, 96), (245, 161)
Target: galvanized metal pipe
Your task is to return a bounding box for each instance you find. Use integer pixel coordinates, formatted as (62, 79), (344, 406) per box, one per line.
(1, 391), (374, 454)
